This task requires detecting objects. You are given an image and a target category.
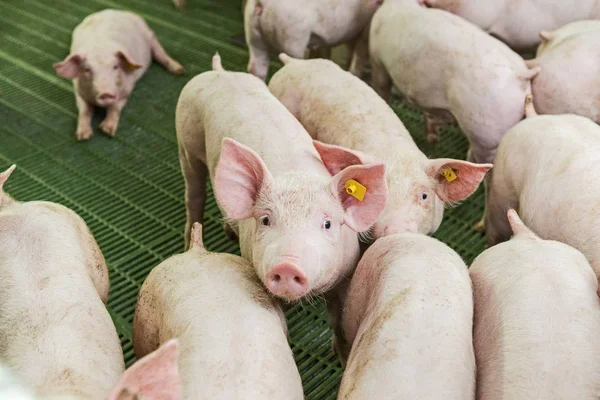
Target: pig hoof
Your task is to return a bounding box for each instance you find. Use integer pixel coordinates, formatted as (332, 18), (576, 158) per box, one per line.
(473, 219), (485, 233)
(99, 119), (118, 137)
(169, 61), (185, 75)
(76, 127), (93, 141)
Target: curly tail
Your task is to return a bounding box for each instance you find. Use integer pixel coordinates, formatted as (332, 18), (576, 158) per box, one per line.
(212, 52), (224, 71)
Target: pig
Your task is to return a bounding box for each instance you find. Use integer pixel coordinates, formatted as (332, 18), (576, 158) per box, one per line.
(53, 9), (184, 141)
(269, 56), (492, 238)
(0, 165), (181, 400)
(471, 209), (600, 399)
(176, 53), (387, 303)
(484, 106), (600, 292)
(526, 20), (600, 122)
(369, 0), (539, 167)
(338, 232), (475, 399)
(133, 222), (303, 400)
(419, 0), (600, 51)
(243, 0), (382, 80)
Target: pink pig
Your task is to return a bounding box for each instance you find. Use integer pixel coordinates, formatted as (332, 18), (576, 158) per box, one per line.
(485, 101), (600, 292)
(176, 54), (388, 303)
(339, 233), (475, 399)
(369, 0), (538, 167)
(269, 56), (492, 238)
(472, 210), (600, 399)
(420, 0), (600, 51)
(0, 165), (181, 400)
(133, 223), (303, 399)
(526, 21), (600, 122)
(53, 9), (184, 141)
(243, 0), (382, 80)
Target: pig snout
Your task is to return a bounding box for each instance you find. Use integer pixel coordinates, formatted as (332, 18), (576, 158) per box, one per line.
(266, 262), (309, 299)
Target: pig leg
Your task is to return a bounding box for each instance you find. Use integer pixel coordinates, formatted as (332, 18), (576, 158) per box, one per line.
(99, 98), (127, 137)
(150, 33), (185, 75)
(348, 25), (370, 77)
(180, 148), (209, 250)
(325, 280), (351, 366)
(371, 57), (392, 102)
(75, 91), (94, 141)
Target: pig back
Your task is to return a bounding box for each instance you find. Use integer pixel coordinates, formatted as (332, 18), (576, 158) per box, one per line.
(495, 115), (600, 277)
(176, 71), (327, 181)
(140, 251), (303, 400)
(470, 237), (600, 399)
(340, 233), (475, 399)
(0, 202), (123, 398)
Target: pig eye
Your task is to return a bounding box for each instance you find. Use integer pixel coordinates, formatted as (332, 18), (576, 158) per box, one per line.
(420, 193), (428, 201)
(83, 67), (92, 73)
(113, 65), (119, 70)
(322, 220), (332, 230)
(261, 216), (270, 226)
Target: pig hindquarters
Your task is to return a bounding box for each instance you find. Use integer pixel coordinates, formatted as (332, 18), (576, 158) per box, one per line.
(369, 0), (537, 166)
(53, 9), (184, 140)
(420, 0), (600, 51)
(471, 210), (600, 399)
(527, 20), (600, 122)
(133, 223), (303, 400)
(176, 54), (388, 304)
(243, 0), (381, 80)
(269, 56), (492, 239)
(338, 233), (475, 399)
(484, 113), (600, 289)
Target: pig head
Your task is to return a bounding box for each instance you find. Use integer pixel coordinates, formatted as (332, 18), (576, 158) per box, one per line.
(214, 138), (388, 301)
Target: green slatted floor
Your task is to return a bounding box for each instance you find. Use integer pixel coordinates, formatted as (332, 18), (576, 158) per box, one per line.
(0, 0), (486, 398)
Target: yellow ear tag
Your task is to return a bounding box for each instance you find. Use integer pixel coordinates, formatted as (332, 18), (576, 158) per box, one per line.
(442, 168), (457, 182)
(345, 179), (367, 201)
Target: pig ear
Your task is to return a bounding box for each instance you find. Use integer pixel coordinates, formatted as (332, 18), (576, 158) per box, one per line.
(331, 163), (388, 232)
(313, 141), (374, 176)
(107, 339), (181, 400)
(215, 138), (273, 220)
(425, 158), (492, 203)
(0, 165), (16, 209)
(117, 50), (143, 72)
(53, 53), (85, 79)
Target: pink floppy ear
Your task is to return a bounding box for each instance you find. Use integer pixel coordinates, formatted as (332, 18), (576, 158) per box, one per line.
(107, 339), (181, 400)
(313, 140), (375, 176)
(117, 50), (143, 72)
(214, 138), (273, 220)
(53, 53), (85, 79)
(330, 163), (388, 232)
(425, 158), (492, 202)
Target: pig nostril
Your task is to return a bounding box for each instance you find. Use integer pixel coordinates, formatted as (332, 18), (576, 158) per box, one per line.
(294, 276), (302, 284)
(272, 274), (281, 283)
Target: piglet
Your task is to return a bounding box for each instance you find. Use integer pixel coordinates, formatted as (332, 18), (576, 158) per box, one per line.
(269, 56), (491, 238)
(484, 104), (600, 292)
(526, 20), (600, 122)
(338, 232), (475, 399)
(176, 54), (387, 303)
(133, 222), (303, 399)
(53, 9), (184, 140)
(472, 210), (600, 399)
(369, 0), (538, 167)
(244, 0), (381, 80)
(420, 0), (600, 51)
(0, 165), (181, 400)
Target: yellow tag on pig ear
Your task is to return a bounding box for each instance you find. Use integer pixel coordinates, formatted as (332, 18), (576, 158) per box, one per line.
(345, 179), (366, 201)
(442, 168), (457, 182)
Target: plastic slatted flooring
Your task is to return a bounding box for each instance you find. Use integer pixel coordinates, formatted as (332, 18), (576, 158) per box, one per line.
(0, 0), (486, 398)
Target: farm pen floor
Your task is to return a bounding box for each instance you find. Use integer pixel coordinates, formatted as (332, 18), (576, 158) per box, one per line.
(0, 0), (486, 398)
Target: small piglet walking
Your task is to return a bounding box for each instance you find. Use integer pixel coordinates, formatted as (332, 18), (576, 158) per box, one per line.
(53, 9), (184, 141)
